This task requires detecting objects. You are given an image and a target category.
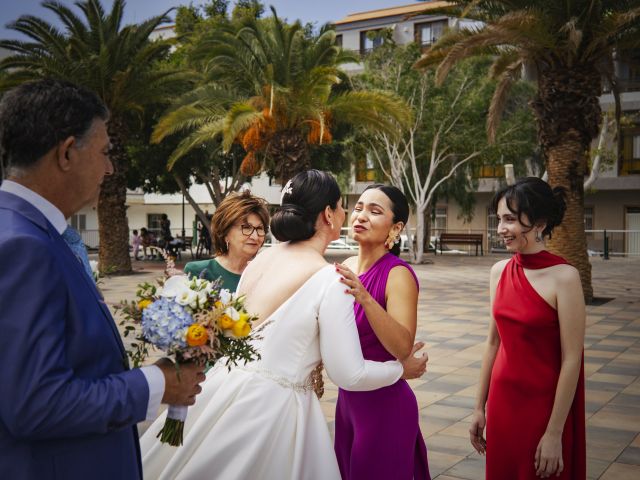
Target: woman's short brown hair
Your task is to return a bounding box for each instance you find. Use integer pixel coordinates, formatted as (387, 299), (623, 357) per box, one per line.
(211, 190), (270, 256)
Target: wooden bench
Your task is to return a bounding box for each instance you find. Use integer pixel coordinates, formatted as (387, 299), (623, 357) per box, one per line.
(436, 233), (484, 256)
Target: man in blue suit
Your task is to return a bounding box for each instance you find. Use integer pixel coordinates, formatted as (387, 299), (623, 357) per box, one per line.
(0, 79), (206, 479)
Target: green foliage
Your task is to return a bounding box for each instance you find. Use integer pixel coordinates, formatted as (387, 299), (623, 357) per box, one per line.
(357, 42), (537, 216)
(232, 0), (265, 21)
(153, 9), (410, 181)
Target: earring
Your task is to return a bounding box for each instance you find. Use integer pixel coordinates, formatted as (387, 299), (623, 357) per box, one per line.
(535, 230), (543, 243)
(385, 233), (397, 249)
(225, 240), (230, 250)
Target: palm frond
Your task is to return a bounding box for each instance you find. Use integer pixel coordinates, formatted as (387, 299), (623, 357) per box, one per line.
(222, 103), (262, 151)
(487, 60), (522, 143)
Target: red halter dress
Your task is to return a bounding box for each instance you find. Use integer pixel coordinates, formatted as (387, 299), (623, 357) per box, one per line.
(486, 251), (586, 479)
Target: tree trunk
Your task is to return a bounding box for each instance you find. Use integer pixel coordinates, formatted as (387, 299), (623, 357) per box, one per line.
(98, 122), (132, 275)
(267, 130), (310, 183)
(545, 130), (593, 303)
(414, 204), (426, 264)
(532, 64), (600, 303)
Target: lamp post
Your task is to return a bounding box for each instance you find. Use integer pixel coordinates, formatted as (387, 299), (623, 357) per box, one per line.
(181, 193), (185, 241)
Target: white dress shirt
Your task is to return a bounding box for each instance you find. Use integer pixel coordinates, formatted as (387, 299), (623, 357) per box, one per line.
(0, 180), (164, 421)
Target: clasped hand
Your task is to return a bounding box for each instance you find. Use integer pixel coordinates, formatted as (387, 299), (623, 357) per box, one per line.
(155, 358), (206, 406)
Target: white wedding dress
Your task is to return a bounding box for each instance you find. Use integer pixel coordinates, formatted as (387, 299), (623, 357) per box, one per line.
(140, 265), (402, 480)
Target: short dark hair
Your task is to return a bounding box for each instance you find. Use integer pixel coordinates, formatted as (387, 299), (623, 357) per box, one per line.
(364, 184), (410, 256)
(271, 170), (341, 242)
(490, 177), (566, 238)
(0, 79), (108, 174)
(211, 190), (270, 255)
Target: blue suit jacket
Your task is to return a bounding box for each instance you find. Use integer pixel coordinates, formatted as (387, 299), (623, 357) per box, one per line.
(0, 191), (149, 480)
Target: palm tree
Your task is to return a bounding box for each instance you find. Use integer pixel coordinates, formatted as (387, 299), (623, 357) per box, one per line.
(0, 0), (184, 274)
(152, 9), (411, 183)
(414, 0), (640, 302)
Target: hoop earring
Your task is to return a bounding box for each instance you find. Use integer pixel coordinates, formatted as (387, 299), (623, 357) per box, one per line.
(535, 230), (543, 243)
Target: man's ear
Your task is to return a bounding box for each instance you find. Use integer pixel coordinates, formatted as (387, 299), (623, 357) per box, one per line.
(55, 136), (76, 171)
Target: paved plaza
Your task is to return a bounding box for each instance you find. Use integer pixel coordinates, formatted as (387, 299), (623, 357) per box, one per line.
(101, 252), (640, 479)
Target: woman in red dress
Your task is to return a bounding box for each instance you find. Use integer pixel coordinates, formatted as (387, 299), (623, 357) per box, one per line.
(470, 177), (586, 479)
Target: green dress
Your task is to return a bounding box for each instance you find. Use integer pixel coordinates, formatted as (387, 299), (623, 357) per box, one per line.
(183, 258), (241, 292)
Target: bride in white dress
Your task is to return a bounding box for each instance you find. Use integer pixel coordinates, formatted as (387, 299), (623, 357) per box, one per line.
(141, 170), (428, 479)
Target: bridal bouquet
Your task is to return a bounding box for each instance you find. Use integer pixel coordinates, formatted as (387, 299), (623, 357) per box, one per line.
(116, 261), (260, 446)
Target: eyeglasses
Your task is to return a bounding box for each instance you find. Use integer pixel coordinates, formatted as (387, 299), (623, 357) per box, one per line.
(240, 224), (267, 237)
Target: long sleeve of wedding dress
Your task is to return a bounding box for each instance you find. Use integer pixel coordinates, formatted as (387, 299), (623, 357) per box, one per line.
(318, 276), (403, 391)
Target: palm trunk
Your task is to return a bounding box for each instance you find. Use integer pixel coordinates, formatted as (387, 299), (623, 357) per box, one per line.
(532, 64), (600, 303)
(267, 130), (310, 183)
(545, 131), (593, 302)
(98, 121), (132, 275)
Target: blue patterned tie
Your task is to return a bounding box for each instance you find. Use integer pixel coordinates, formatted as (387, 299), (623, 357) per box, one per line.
(62, 226), (94, 281)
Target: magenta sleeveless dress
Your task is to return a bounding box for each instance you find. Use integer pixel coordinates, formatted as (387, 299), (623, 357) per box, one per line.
(334, 253), (430, 479)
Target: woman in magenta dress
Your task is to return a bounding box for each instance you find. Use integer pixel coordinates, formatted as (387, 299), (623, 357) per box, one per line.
(470, 177), (586, 479)
(335, 184), (430, 480)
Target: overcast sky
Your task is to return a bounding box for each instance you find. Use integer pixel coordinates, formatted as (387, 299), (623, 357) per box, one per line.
(1, 0), (423, 40)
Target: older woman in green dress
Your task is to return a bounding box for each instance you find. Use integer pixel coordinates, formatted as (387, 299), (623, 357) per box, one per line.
(184, 191), (270, 292)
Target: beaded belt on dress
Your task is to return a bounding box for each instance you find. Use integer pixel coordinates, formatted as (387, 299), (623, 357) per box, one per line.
(235, 365), (314, 393)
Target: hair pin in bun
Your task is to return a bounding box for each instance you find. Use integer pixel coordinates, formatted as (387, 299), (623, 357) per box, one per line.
(280, 179), (293, 205)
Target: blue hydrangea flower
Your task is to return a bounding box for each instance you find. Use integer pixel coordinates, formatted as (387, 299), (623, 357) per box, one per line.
(141, 297), (194, 350)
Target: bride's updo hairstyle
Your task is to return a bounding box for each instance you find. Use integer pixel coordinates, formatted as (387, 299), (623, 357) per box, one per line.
(490, 177), (567, 239)
(271, 169), (341, 242)
(363, 184), (409, 256)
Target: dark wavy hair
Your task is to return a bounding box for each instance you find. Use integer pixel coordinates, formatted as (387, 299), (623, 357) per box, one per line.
(363, 184), (409, 256)
(0, 78), (108, 176)
(271, 170), (341, 242)
(490, 177), (566, 239)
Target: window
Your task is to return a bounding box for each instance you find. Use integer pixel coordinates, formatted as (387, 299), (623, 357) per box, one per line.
(147, 213), (164, 236)
(620, 126), (640, 175)
(414, 20), (447, 48)
(432, 207), (447, 237)
(356, 153), (377, 182)
(69, 214), (86, 231)
(475, 164), (505, 178)
(584, 206), (594, 240)
(335, 34), (343, 48)
(360, 30), (383, 55)
(487, 208), (503, 251)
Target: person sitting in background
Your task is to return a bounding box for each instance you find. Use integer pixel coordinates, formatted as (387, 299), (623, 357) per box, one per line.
(184, 191), (269, 292)
(140, 227), (156, 260)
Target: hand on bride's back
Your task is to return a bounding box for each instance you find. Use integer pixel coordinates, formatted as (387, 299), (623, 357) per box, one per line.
(400, 342), (428, 379)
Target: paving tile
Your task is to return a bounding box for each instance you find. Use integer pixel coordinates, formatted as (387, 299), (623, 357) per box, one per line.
(426, 433), (476, 457)
(588, 457), (612, 479)
(442, 455), (485, 480)
(599, 462), (640, 479)
(426, 451), (466, 478)
(617, 446), (640, 466)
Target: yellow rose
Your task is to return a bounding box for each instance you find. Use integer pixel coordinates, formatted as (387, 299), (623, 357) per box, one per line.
(186, 324), (208, 347)
(232, 319), (251, 338)
(138, 299), (152, 310)
(218, 314), (234, 330)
